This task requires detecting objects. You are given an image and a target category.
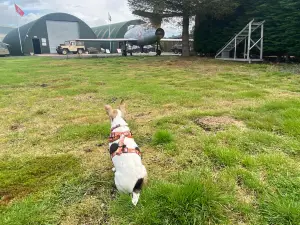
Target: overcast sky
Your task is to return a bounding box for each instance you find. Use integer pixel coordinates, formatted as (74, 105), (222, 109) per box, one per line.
(0, 0), (181, 36)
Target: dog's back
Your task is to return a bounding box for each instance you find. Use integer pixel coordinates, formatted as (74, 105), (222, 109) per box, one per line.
(112, 153), (147, 193)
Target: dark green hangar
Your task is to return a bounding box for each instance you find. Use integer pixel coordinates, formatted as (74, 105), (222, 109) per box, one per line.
(4, 13), (96, 56)
(92, 20), (145, 53)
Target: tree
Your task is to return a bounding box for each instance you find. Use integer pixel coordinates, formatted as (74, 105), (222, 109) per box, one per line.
(252, 0), (300, 56)
(128, 0), (238, 56)
(194, 0), (300, 57)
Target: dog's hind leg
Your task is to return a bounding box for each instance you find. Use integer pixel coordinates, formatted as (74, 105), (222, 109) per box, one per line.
(132, 192), (140, 206)
(132, 178), (144, 206)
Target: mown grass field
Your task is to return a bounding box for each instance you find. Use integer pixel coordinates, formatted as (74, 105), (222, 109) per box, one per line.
(0, 56), (299, 225)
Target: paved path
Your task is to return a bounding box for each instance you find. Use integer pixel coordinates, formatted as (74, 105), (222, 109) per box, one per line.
(36, 52), (178, 59)
(35, 52), (178, 59)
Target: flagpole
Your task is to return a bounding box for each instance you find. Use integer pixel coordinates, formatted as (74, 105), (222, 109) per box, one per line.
(108, 13), (111, 53)
(14, 1), (23, 54)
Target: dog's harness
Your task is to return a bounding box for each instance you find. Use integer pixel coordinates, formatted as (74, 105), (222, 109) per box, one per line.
(109, 124), (141, 159)
(109, 124), (133, 142)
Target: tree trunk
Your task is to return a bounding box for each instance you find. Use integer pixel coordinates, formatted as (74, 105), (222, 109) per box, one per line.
(194, 13), (201, 54)
(182, 14), (190, 57)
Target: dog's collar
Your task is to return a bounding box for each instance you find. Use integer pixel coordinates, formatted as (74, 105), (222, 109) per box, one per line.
(109, 131), (133, 143)
(110, 123), (129, 132)
(111, 124), (121, 132)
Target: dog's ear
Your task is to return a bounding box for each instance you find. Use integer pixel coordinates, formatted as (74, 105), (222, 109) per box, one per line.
(119, 99), (126, 117)
(105, 105), (118, 119)
(105, 105), (114, 118)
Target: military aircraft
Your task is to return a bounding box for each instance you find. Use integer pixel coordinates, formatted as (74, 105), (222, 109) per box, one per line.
(77, 23), (192, 56)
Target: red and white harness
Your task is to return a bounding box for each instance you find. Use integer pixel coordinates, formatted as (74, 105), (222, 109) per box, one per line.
(109, 124), (141, 159)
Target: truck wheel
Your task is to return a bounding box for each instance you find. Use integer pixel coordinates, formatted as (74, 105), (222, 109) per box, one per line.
(62, 49), (68, 55)
(174, 49), (179, 54)
(77, 49), (83, 54)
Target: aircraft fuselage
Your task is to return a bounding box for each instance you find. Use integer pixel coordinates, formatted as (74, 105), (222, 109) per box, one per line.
(124, 24), (165, 46)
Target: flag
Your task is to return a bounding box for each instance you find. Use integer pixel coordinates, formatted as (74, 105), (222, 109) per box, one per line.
(15, 4), (24, 17)
(108, 12), (111, 22)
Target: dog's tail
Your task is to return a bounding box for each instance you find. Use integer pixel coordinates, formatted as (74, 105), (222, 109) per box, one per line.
(132, 178), (144, 206)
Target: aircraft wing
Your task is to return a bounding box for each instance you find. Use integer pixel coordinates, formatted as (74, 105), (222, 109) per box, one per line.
(161, 39), (194, 42)
(76, 38), (138, 42)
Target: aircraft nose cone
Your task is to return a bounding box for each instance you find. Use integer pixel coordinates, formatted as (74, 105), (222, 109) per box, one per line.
(155, 28), (165, 39)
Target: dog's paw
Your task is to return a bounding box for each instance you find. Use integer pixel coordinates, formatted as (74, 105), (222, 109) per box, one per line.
(112, 167), (116, 172)
(132, 192), (140, 206)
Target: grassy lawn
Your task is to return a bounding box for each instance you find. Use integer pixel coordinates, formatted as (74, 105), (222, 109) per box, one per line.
(0, 56), (299, 225)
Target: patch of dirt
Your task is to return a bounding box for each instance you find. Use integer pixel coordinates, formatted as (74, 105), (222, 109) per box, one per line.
(55, 97), (65, 101)
(163, 59), (195, 67)
(49, 78), (71, 83)
(0, 194), (14, 205)
(83, 148), (93, 153)
(162, 103), (178, 110)
(98, 82), (106, 86)
(194, 116), (245, 131)
(74, 94), (94, 101)
(0, 189), (31, 205)
(273, 90), (300, 98)
(135, 112), (151, 118)
(10, 124), (25, 132)
(35, 109), (47, 115)
(40, 83), (48, 88)
(95, 143), (104, 147)
(71, 116), (99, 124)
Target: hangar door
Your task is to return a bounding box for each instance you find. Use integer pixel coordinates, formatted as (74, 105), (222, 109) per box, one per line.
(46, 20), (80, 53)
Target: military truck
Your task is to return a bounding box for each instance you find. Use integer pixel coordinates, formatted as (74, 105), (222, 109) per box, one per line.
(171, 43), (193, 54)
(56, 40), (85, 55)
(0, 42), (10, 56)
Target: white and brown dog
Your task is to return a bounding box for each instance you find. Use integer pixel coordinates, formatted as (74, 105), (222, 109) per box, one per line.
(105, 100), (147, 206)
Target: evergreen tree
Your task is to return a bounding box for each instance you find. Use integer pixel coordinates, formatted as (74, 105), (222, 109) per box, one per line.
(194, 0), (300, 56)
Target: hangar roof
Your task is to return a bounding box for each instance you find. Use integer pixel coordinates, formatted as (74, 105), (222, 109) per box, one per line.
(4, 12), (96, 56)
(0, 26), (15, 41)
(0, 26), (15, 35)
(92, 19), (145, 38)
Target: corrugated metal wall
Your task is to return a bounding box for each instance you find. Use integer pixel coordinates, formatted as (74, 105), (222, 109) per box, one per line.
(4, 13), (96, 56)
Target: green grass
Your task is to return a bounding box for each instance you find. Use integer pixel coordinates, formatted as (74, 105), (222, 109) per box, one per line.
(111, 174), (233, 225)
(57, 124), (110, 141)
(152, 130), (174, 145)
(0, 56), (300, 224)
(0, 155), (80, 198)
(0, 155), (82, 225)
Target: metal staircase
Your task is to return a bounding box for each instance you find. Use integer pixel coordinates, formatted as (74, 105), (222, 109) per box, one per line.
(215, 19), (265, 63)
